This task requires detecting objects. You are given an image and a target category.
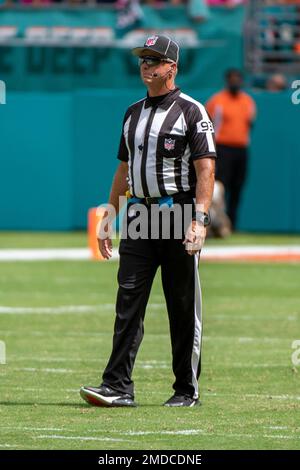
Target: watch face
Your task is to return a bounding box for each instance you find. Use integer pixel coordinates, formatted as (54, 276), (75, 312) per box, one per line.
(195, 212), (210, 226)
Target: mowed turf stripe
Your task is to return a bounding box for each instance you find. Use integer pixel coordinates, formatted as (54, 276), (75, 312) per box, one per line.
(0, 304), (164, 314)
(0, 385), (299, 401)
(0, 259), (299, 450)
(6, 364), (292, 371)
(1, 307), (298, 323)
(2, 330), (296, 343)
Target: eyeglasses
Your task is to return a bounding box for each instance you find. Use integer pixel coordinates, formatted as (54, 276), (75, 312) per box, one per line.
(138, 56), (173, 66)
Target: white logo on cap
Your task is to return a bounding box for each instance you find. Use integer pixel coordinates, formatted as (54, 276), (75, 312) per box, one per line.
(145, 36), (158, 47)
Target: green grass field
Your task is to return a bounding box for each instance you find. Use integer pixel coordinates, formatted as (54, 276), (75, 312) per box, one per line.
(1, 231), (300, 248)
(0, 233), (299, 450)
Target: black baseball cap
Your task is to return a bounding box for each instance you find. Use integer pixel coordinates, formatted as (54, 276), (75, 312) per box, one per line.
(132, 35), (179, 63)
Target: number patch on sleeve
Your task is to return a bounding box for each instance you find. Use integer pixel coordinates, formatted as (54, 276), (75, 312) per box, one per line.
(197, 120), (214, 133)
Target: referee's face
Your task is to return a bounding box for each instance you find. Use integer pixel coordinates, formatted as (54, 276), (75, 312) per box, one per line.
(139, 54), (175, 86)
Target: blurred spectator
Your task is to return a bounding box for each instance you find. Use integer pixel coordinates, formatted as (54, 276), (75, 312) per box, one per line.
(266, 73), (288, 90)
(188, 0), (210, 22)
(208, 181), (232, 238)
(0, 0), (250, 6)
(206, 69), (256, 230)
(293, 4), (300, 53)
(116, 0), (143, 31)
(261, 0), (298, 65)
(206, 0), (246, 6)
(16, 0), (51, 4)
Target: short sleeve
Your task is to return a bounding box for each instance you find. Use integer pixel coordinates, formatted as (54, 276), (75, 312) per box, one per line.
(117, 109), (131, 162)
(187, 103), (217, 160)
(117, 134), (129, 162)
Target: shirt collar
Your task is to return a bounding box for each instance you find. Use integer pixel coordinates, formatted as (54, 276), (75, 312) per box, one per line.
(144, 87), (181, 110)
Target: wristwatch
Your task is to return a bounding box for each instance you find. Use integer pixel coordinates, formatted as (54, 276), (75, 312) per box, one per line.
(194, 211), (210, 227)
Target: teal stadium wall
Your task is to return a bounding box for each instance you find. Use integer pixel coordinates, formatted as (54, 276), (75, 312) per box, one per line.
(0, 6), (245, 91)
(1, 89), (300, 232)
(1, 6), (299, 232)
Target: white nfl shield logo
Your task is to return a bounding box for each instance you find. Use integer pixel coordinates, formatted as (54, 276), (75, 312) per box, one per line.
(145, 36), (158, 47)
(164, 138), (175, 151)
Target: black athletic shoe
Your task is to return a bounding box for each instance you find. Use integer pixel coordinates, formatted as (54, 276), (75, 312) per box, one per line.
(163, 394), (200, 407)
(80, 385), (137, 407)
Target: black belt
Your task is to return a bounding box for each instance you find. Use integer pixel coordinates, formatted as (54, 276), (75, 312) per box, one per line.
(132, 192), (193, 206)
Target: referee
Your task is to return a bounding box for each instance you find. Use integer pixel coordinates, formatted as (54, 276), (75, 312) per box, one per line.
(80, 35), (216, 407)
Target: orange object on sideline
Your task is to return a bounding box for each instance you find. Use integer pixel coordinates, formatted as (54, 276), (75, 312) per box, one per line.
(88, 207), (106, 260)
(206, 90), (256, 148)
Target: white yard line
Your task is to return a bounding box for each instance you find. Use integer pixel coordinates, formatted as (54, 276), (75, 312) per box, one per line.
(0, 443), (40, 449)
(215, 433), (299, 441)
(11, 367), (75, 374)
(0, 444), (18, 448)
(0, 245), (300, 261)
(202, 245), (300, 259)
(262, 434), (299, 440)
(1, 427), (64, 432)
(2, 423), (299, 439)
(1, 432), (298, 448)
(36, 435), (131, 442)
(128, 429), (204, 436)
(0, 248), (92, 262)
(127, 430), (299, 440)
(0, 427), (201, 436)
(267, 426), (290, 430)
(33, 432), (299, 442)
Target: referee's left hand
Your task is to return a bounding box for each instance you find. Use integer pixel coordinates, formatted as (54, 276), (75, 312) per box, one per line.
(183, 220), (206, 256)
(98, 236), (113, 260)
(97, 211), (113, 260)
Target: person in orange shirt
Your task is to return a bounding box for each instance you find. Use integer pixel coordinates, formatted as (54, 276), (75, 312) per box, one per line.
(206, 69), (256, 229)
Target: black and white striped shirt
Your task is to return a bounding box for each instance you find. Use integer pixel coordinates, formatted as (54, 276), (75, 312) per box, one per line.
(117, 88), (217, 198)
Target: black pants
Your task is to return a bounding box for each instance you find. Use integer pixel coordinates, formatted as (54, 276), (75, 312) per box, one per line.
(102, 200), (203, 400)
(216, 144), (248, 229)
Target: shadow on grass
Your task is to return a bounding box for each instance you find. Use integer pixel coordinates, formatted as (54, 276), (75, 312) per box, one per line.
(0, 401), (168, 408)
(0, 402), (84, 408)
